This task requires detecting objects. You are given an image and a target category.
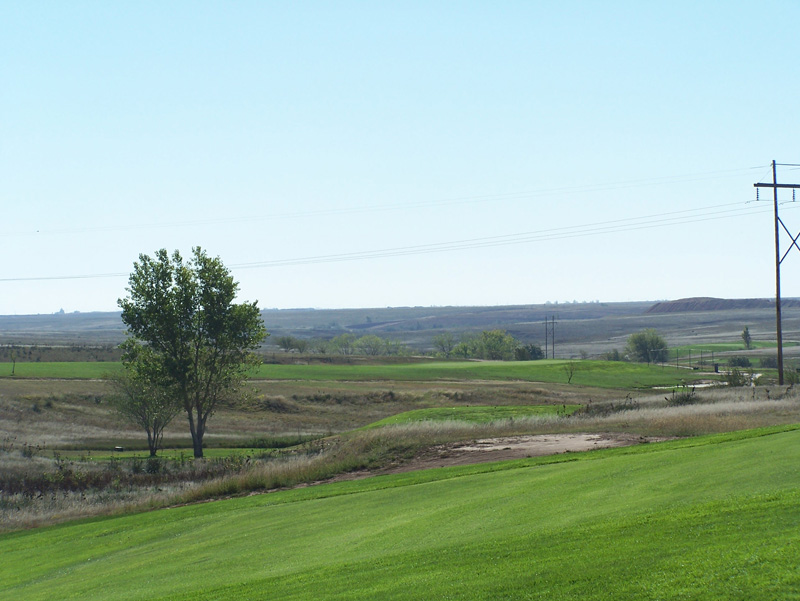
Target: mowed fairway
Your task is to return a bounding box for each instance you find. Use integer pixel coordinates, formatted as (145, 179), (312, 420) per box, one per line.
(2, 426), (799, 600)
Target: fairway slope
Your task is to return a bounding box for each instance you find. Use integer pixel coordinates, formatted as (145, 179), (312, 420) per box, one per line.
(2, 426), (799, 600)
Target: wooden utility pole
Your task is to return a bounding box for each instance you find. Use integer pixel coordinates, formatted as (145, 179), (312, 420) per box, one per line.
(754, 161), (800, 385)
(544, 315), (556, 358)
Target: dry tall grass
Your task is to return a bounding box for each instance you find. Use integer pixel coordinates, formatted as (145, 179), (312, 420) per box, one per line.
(3, 385), (799, 531)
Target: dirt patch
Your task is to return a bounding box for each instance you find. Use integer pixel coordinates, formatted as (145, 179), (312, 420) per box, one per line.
(381, 433), (666, 473)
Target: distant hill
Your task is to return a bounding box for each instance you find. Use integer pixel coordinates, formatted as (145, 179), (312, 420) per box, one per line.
(4, 299), (800, 357)
(647, 297), (800, 314)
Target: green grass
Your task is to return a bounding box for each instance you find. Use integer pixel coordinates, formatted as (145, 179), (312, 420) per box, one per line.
(252, 360), (711, 389)
(363, 404), (579, 429)
(672, 340), (796, 354)
(2, 425), (799, 600)
(0, 361), (122, 379)
(0, 359), (713, 388)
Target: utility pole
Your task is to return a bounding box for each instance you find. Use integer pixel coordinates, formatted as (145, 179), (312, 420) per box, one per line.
(544, 320), (548, 359)
(543, 315), (556, 359)
(754, 161), (800, 385)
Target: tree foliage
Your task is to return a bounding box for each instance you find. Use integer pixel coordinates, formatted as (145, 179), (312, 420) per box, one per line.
(109, 366), (180, 456)
(515, 343), (545, 361)
(118, 248), (267, 458)
(330, 333), (356, 355)
(355, 335), (386, 356)
(444, 330), (533, 361)
(432, 332), (456, 358)
(625, 329), (668, 364)
(276, 336), (297, 352)
(742, 326), (752, 350)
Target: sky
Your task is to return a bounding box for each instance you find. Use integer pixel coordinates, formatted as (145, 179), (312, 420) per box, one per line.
(2, 1), (800, 315)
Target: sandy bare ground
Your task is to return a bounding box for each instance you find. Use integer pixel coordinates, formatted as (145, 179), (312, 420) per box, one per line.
(376, 433), (666, 475)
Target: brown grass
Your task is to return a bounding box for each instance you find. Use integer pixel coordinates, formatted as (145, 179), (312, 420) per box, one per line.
(3, 379), (800, 531)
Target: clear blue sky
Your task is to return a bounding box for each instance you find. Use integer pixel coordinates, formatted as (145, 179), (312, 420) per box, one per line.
(2, 1), (800, 315)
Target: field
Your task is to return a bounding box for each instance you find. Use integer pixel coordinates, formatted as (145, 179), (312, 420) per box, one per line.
(3, 302), (800, 598)
(1, 359), (717, 389)
(1, 426), (799, 600)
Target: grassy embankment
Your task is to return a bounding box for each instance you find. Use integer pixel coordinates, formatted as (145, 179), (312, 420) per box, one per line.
(1, 425), (798, 600)
(1, 359), (716, 389)
(362, 404), (579, 429)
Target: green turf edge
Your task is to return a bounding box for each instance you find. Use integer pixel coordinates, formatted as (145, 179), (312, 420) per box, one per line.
(3, 422), (797, 541)
(359, 404), (580, 430)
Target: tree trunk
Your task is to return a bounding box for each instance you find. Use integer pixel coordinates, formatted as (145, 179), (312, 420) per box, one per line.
(147, 429), (157, 457)
(193, 416), (205, 458)
(186, 409), (204, 458)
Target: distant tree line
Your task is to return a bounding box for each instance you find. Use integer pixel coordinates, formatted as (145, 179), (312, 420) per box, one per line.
(433, 330), (544, 361)
(273, 334), (410, 356)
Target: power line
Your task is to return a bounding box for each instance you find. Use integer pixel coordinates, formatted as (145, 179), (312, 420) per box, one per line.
(233, 203), (772, 268)
(4, 166), (765, 238)
(0, 199), (776, 283)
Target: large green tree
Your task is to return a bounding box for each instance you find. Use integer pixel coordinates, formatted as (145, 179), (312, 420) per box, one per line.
(625, 329), (668, 364)
(118, 248), (267, 458)
(478, 329), (519, 360)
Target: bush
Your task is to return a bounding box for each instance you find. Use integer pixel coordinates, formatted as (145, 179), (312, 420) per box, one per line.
(667, 387), (699, 406)
(724, 367), (750, 387)
(600, 349), (623, 361)
(515, 344), (544, 361)
(146, 457), (164, 474)
(728, 356), (752, 368)
(572, 395), (639, 417)
(760, 356), (778, 369)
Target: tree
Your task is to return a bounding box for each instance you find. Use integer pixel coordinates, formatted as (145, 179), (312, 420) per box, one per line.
(310, 339), (330, 354)
(331, 333), (356, 355)
(742, 326), (752, 350)
(109, 365), (180, 456)
(276, 336), (297, 352)
(432, 332), (456, 358)
(515, 343), (544, 361)
(478, 329), (519, 360)
(118, 248), (267, 458)
(356, 334), (385, 356)
(563, 360), (578, 384)
(625, 329), (668, 364)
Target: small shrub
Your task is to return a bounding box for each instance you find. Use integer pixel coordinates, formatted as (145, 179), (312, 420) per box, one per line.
(573, 395), (639, 417)
(129, 456), (144, 474)
(724, 367), (750, 387)
(760, 356), (778, 369)
(667, 386), (699, 406)
(599, 349), (623, 361)
(728, 356), (752, 368)
(21, 443), (39, 458)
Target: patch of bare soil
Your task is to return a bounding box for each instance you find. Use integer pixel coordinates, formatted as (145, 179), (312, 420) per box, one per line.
(380, 433), (666, 474)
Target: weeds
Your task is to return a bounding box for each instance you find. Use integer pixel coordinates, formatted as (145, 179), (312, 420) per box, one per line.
(724, 367), (752, 387)
(572, 395), (640, 417)
(667, 386), (699, 406)
(3, 385), (800, 532)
